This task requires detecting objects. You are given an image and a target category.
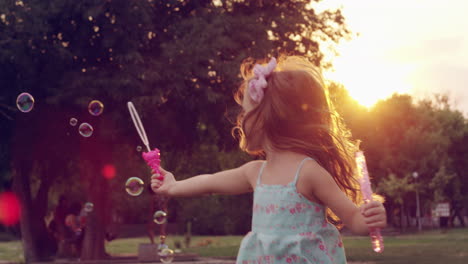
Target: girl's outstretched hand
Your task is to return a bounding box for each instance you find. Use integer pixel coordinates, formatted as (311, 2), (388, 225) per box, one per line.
(361, 201), (387, 229)
(150, 167), (176, 195)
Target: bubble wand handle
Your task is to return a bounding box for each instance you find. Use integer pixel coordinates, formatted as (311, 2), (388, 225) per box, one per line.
(127, 102), (161, 177)
(355, 151), (384, 253)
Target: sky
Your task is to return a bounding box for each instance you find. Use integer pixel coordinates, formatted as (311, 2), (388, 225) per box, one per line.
(317, 0), (468, 115)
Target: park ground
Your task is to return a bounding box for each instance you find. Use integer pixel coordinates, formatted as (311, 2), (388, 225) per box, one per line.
(0, 228), (467, 264)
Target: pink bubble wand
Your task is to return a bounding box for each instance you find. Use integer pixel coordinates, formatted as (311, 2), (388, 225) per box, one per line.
(128, 102), (168, 245)
(127, 102), (161, 178)
(355, 151), (384, 253)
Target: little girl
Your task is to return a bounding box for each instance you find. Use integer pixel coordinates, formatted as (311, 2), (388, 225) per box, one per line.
(151, 56), (386, 264)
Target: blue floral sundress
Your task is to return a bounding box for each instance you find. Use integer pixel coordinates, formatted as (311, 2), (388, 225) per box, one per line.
(236, 158), (347, 264)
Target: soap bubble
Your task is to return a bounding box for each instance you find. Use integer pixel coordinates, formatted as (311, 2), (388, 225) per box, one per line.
(84, 202), (94, 213)
(78, 123), (94, 137)
(16, 92), (35, 113)
(158, 243), (168, 250)
(153, 210), (167, 224)
(69, 118), (78, 126)
(88, 100), (104, 116)
(159, 248), (174, 264)
(136, 146), (142, 152)
(125, 177), (144, 196)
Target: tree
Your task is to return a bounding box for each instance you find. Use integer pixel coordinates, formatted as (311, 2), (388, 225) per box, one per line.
(326, 87), (468, 229)
(1, 0), (350, 261)
(448, 127), (468, 226)
(345, 94), (468, 229)
(377, 173), (414, 229)
(425, 96), (467, 226)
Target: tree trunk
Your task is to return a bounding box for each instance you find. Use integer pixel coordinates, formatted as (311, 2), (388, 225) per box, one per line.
(405, 204), (411, 228)
(12, 161), (39, 263)
(79, 159), (108, 260)
(81, 209), (107, 260)
(33, 170), (57, 259)
(450, 204), (466, 227)
(12, 160), (57, 262)
(400, 203), (405, 231)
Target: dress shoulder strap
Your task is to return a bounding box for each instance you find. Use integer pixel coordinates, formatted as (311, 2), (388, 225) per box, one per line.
(256, 161), (267, 185)
(293, 157), (314, 185)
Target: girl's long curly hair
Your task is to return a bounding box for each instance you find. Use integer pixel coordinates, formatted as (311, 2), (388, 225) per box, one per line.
(232, 56), (362, 227)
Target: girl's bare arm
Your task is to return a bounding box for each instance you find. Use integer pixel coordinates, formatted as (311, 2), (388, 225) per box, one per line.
(151, 161), (262, 197)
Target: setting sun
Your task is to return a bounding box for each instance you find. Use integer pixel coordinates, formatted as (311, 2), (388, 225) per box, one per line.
(316, 0), (468, 114)
(323, 39), (414, 108)
(318, 1), (416, 108)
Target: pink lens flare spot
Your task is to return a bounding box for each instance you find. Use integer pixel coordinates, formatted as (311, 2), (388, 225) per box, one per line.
(0, 192), (21, 226)
(102, 164), (116, 179)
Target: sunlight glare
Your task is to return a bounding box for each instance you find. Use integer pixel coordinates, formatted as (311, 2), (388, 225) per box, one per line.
(324, 45), (414, 108)
(318, 0), (415, 107)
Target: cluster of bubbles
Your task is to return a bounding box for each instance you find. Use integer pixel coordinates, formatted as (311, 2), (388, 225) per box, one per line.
(69, 117), (94, 137)
(69, 99), (104, 137)
(15, 92), (103, 139)
(124, 180), (168, 220)
(125, 176), (172, 262)
(15, 93), (174, 262)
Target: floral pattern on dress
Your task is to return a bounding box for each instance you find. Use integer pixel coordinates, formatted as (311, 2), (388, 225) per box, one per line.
(236, 159), (347, 264)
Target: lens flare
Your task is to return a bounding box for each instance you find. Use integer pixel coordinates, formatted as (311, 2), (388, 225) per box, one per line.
(102, 164), (116, 179)
(0, 192), (21, 226)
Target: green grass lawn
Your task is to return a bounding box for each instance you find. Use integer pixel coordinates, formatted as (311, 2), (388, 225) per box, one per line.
(342, 229), (468, 264)
(0, 239), (23, 263)
(1, 228), (467, 263)
(106, 235), (243, 258)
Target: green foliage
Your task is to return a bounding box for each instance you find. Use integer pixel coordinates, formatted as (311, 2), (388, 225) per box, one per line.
(377, 173), (414, 205)
(430, 166), (457, 202)
(329, 85), (468, 226)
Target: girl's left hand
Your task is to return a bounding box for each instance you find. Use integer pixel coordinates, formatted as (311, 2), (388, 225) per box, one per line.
(361, 201), (387, 229)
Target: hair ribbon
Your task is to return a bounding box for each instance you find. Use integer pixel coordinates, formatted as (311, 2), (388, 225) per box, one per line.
(248, 57), (277, 103)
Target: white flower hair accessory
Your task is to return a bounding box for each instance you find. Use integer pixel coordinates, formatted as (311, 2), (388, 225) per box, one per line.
(248, 57), (277, 103)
